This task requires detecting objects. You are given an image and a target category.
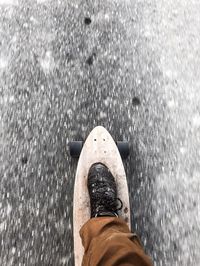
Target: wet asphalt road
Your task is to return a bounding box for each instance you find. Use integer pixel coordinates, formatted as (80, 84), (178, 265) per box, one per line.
(0, 0), (200, 265)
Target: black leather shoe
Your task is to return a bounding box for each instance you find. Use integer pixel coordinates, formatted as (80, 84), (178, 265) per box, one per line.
(88, 163), (123, 218)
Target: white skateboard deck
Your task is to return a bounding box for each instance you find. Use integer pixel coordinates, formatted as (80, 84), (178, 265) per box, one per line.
(73, 126), (130, 266)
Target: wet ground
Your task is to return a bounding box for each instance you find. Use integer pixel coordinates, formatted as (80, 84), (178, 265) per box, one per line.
(0, 0), (200, 265)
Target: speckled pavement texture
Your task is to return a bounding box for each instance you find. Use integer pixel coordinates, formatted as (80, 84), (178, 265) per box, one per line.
(0, 0), (200, 265)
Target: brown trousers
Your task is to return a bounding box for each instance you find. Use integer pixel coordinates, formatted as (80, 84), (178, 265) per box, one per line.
(80, 217), (153, 266)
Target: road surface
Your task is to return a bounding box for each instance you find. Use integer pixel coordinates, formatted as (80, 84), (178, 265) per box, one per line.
(0, 0), (200, 265)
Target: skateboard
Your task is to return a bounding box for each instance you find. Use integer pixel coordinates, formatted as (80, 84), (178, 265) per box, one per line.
(69, 126), (131, 266)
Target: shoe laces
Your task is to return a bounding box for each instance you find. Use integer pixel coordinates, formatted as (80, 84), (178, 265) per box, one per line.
(93, 197), (123, 217)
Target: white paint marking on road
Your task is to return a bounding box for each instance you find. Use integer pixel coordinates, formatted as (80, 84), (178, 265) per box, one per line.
(0, 57), (8, 69)
(6, 204), (12, 216)
(192, 114), (200, 128)
(40, 50), (54, 74)
(0, 0), (18, 5)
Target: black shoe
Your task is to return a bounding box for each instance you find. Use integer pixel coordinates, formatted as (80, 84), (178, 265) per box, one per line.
(88, 163), (123, 218)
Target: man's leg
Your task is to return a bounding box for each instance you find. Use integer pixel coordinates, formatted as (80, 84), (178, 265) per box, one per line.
(79, 163), (153, 266)
(80, 217), (153, 266)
